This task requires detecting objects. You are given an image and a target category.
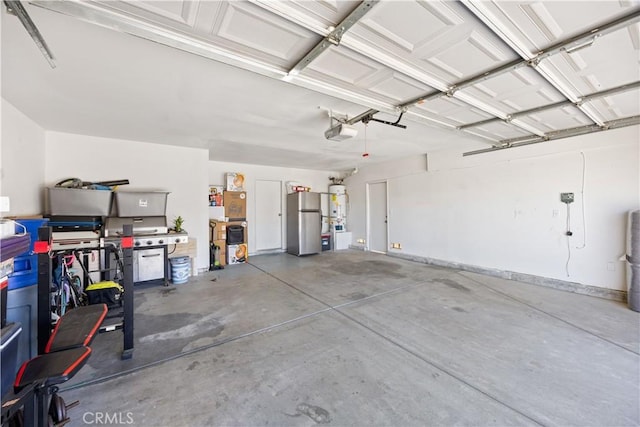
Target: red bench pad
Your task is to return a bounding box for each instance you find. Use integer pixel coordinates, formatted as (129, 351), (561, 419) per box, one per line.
(14, 347), (91, 393)
(46, 304), (107, 353)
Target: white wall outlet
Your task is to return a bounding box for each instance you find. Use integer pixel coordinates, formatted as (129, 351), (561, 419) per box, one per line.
(391, 243), (402, 249)
(357, 238), (365, 244)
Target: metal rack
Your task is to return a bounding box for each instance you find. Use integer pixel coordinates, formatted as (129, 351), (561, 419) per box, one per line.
(35, 225), (134, 360)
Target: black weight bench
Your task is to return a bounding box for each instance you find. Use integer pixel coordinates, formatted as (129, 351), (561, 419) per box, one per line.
(45, 304), (107, 353)
(1, 304), (107, 427)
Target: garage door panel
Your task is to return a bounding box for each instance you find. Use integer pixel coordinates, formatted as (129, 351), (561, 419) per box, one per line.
(518, 106), (593, 132)
(306, 47), (381, 86)
(348, 0), (517, 86)
(471, 121), (533, 140)
(94, 0), (200, 28)
(367, 72), (435, 102)
(303, 46), (430, 105)
(91, 1), (321, 69)
(357, 0), (463, 54)
(287, 0), (361, 25)
(474, 1), (637, 54)
(213, 2), (321, 65)
(461, 68), (566, 113)
(425, 30), (512, 82)
(585, 90), (640, 121)
(416, 97), (493, 125)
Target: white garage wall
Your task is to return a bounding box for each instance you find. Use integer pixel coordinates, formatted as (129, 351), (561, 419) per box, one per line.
(346, 125), (640, 295)
(45, 132), (210, 271)
(1, 99), (46, 216)
(209, 160), (336, 253)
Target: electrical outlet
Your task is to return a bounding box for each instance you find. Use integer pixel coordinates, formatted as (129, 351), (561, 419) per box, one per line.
(391, 243), (402, 249)
(561, 193), (574, 204)
(357, 238), (365, 244)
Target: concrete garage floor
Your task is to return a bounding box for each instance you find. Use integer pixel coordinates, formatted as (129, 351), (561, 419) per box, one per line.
(62, 250), (639, 426)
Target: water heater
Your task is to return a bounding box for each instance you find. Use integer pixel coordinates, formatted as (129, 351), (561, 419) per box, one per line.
(329, 184), (347, 232)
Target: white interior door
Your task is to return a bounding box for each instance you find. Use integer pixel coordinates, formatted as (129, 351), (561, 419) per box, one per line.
(368, 181), (388, 253)
(255, 180), (282, 251)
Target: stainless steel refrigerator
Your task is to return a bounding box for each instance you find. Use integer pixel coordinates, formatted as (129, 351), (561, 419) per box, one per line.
(287, 192), (322, 256)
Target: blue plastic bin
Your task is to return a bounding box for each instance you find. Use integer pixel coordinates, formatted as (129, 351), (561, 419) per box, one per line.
(8, 218), (49, 290)
(14, 218), (49, 253)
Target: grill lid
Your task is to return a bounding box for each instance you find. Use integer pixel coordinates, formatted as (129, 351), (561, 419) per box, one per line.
(104, 216), (168, 236)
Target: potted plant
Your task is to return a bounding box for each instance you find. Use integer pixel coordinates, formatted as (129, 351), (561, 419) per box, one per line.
(173, 216), (185, 233)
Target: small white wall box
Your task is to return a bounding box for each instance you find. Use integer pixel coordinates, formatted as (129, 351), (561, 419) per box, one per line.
(226, 173), (245, 191)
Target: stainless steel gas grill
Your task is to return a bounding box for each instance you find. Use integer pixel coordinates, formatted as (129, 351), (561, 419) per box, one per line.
(103, 217), (188, 246)
(103, 216), (188, 286)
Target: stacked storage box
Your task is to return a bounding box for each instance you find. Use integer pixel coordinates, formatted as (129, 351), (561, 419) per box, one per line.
(209, 220), (227, 267)
(224, 173), (248, 265)
(226, 222), (248, 265)
(210, 222), (248, 266)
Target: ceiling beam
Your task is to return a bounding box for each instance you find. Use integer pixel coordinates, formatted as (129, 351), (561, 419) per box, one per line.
(4, 0), (56, 68)
(463, 115), (640, 156)
(458, 80), (640, 130)
(285, 1), (380, 78)
(461, 2), (640, 128)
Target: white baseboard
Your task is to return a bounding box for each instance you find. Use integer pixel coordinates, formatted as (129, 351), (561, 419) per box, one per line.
(387, 252), (626, 302)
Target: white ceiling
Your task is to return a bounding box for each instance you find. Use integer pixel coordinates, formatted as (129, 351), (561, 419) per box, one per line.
(2, 1), (639, 171)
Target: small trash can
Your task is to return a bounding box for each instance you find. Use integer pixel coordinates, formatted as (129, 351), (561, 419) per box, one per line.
(321, 234), (331, 251)
(170, 256), (190, 284)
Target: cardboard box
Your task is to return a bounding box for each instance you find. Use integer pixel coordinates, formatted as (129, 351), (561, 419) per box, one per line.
(209, 220), (227, 241)
(223, 191), (246, 220)
(226, 173), (245, 191)
(227, 243), (248, 265)
(210, 220), (248, 243)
